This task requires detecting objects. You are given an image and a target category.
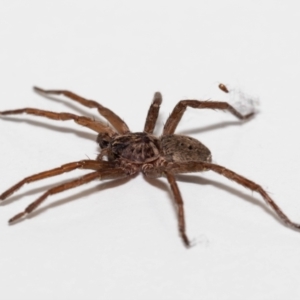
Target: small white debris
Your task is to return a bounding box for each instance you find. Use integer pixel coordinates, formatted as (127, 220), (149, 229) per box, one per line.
(225, 84), (260, 116)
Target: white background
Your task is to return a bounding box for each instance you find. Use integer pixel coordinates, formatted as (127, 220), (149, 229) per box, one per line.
(1, 1), (300, 299)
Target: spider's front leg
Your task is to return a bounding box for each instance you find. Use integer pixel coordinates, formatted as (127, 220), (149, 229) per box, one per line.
(0, 160), (114, 201)
(7, 167), (128, 223)
(166, 161), (300, 231)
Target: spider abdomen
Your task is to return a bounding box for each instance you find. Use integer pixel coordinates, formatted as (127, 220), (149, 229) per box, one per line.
(111, 132), (160, 163)
(161, 134), (212, 163)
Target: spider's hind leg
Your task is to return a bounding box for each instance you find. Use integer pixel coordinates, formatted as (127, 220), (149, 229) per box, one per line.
(166, 161), (300, 231)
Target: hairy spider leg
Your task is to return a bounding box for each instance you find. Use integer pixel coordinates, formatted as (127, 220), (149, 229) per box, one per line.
(0, 160), (114, 201)
(143, 92), (162, 134)
(34, 87), (130, 134)
(163, 100), (254, 135)
(0, 108), (116, 135)
(8, 167), (128, 223)
(165, 172), (190, 247)
(166, 161), (300, 230)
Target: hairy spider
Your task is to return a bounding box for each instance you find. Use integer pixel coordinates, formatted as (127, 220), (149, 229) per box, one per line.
(0, 84), (299, 247)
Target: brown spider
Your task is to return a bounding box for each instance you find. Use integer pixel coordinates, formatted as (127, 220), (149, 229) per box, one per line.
(0, 84), (299, 247)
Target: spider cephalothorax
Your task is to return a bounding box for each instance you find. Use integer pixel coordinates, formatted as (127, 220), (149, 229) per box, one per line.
(109, 132), (161, 164)
(1, 84), (299, 247)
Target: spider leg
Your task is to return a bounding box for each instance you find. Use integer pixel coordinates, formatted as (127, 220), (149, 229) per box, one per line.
(163, 100), (254, 134)
(0, 160), (114, 201)
(166, 161), (300, 230)
(0, 108), (116, 135)
(143, 92), (162, 134)
(165, 172), (190, 247)
(34, 87), (130, 134)
(8, 167), (128, 223)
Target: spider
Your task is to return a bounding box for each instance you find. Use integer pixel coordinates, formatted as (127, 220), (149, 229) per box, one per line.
(0, 84), (299, 247)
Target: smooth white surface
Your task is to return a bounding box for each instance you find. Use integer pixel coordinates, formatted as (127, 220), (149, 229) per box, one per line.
(1, 1), (300, 299)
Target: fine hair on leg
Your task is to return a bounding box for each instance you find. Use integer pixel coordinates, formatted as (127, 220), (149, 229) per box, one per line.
(144, 92), (162, 134)
(0, 108), (116, 135)
(8, 167), (128, 223)
(166, 161), (300, 229)
(34, 87), (130, 134)
(163, 100), (254, 134)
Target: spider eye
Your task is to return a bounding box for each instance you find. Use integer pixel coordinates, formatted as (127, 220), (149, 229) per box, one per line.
(100, 140), (109, 148)
(97, 133), (111, 149)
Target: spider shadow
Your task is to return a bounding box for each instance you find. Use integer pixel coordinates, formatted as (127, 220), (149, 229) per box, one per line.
(178, 116), (255, 136)
(34, 90), (109, 123)
(1, 88), (111, 142)
(145, 173), (296, 231)
(0, 117), (97, 142)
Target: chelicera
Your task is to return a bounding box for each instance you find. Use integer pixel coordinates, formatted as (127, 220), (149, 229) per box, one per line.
(0, 84), (299, 247)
